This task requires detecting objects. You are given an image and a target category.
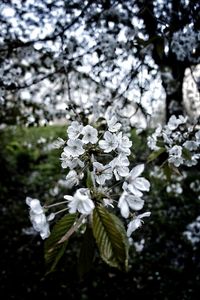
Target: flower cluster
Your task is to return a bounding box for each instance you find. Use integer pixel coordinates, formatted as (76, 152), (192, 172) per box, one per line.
(147, 115), (200, 167)
(26, 117), (151, 240)
(60, 117), (151, 236)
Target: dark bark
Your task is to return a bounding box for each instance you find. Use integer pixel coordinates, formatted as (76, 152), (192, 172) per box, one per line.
(136, 0), (191, 121)
(160, 61), (186, 121)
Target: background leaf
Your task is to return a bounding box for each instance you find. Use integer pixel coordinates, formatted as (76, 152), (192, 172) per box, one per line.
(44, 213), (77, 273)
(78, 225), (96, 278)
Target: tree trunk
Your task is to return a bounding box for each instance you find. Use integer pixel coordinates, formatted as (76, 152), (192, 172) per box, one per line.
(160, 60), (186, 122)
(136, 0), (189, 123)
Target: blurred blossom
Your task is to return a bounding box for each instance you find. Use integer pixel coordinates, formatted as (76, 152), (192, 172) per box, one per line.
(171, 26), (200, 63)
(166, 183), (183, 195)
(183, 216), (200, 247)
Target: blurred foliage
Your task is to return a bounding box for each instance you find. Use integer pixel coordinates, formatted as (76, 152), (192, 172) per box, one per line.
(0, 124), (65, 201)
(0, 125), (200, 299)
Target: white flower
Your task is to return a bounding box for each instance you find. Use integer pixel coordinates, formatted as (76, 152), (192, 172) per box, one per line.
(26, 197), (50, 239)
(68, 157), (85, 169)
(99, 131), (118, 153)
(109, 154), (130, 181)
(168, 145), (182, 156)
(93, 162), (112, 185)
(106, 116), (121, 132)
(117, 132), (132, 155)
(183, 140), (198, 151)
(167, 115), (179, 131)
(52, 137), (65, 149)
(168, 145), (183, 167)
(29, 212), (50, 239)
(64, 139), (84, 157)
(67, 121), (83, 139)
(60, 151), (71, 168)
(65, 170), (80, 188)
(81, 125), (98, 144)
(64, 188), (95, 215)
(167, 115), (187, 131)
(118, 192), (144, 218)
(60, 150), (84, 169)
(127, 212), (151, 237)
(123, 164), (150, 197)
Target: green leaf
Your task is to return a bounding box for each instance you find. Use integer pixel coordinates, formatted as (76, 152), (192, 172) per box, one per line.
(78, 226), (96, 278)
(44, 213), (77, 273)
(92, 205), (129, 271)
(147, 147), (166, 162)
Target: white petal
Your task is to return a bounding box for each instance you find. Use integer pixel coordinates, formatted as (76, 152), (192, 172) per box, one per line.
(138, 212), (151, 219)
(26, 197), (32, 206)
(126, 184), (143, 197)
(96, 174), (106, 185)
(64, 195), (74, 201)
(121, 202), (130, 218)
(118, 195), (130, 218)
(68, 198), (78, 213)
(93, 162), (103, 169)
(47, 213), (55, 221)
(40, 223), (50, 239)
(68, 205), (77, 214)
(99, 140), (108, 149)
(130, 164), (144, 179)
(127, 219), (142, 237)
(30, 213), (47, 229)
(30, 199), (43, 214)
(118, 166), (130, 177)
(134, 177), (150, 191)
(79, 199), (94, 214)
(127, 196), (144, 211)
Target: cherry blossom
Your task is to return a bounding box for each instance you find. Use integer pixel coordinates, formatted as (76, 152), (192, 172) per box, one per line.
(64, 188), (95, 215)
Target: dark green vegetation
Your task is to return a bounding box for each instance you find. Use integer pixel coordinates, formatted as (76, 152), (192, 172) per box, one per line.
(1, 125), (200, 300)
